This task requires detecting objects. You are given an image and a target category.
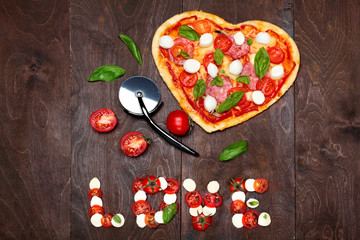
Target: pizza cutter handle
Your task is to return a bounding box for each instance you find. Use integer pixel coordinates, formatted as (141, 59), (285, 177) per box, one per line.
(137, 95), (199, 157)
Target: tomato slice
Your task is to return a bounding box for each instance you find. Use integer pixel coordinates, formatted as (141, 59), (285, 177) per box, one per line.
(89, 205), (104, 217)
(267, 46), (285, 64)
(145, 211), (159, 228)
(204, 192), (223, 208)
(214, 35), (232, 52)
(101, 213), (113, 228)
(132, 200), (152, 216)
(89, 108), (117, 133)
(227, 87), (251, 109)
(229, 178), (247, 193)
(230, 200), (247, 214)
(254, 178), (269, 193)
(163, 178), (180, 194)
(192, 213), (211, 231)
(190, 20), (211, 34)
(242, 210), (259, 229)
(179, 70), (198, 88)
(256, 76), (275, 96)
(169, 38), (194, 65)
(159, 201), (179, 213)
(142, 175), (161, 194)
(88, 188), (102, 200)
(132, 177), (144, 193)
(185, 190), (202, 208)
(202, 52), (217, 68)
(120, 131), (149, 157)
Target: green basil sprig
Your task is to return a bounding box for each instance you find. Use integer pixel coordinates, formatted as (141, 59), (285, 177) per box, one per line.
(119, 34), (143, 66)
(217, 91), (244, 113)
(193, 79), (206, 100)
(163, 203), (177, 224)
(236, 75), (250, 84)
(254, 47), (270, 80)
(219, 140), (248, 161)
(247, 38), (253, 45)
(179, 25), (200, 41)
(88, 65), (126, 82)
(177, 51), (190, 59)
(211, 76), (223, 87)
(113, 214), (122, 224)
(214, 48), (224, 65)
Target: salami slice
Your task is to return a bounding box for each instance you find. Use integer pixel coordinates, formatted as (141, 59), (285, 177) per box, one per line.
(241, 62), (259, 90)
(224, 34), (250, 60)
(205, 75), (233, 103)
(168, 38), (194, 65)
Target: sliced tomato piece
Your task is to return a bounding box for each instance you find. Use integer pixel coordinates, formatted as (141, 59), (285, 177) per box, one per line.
(164, 178), (180, 194)
(89, 108), (117, 133)
(214, 35), (232, 52)
(169, 38), (194, 65)
(142, 175), (161, 194)
(179, 70), (198, 88)
(145, 211), (159, 228)
(88, 188), (102, 200)
(192, 213), (211, 231)
(203, 52), (217, 68)
(230, 200), (247, 214)
(89, 205), (104, 217)
(204, 192), (223, 208)
(190, 20), (211, 34)
(120, 132), (149, 157)
(229, 178), (247, 193)
(256, 76), (275, 96)
(267, 46), (285, 64)
(159, 201), (179, 213)
(132, 177), (144, 193)
(242, 210), (259, 229)
(254, 178), (269, 193)
(101, 213), (113, 228)
(132, 200), (151, 216)
(185, 190), (202, 208)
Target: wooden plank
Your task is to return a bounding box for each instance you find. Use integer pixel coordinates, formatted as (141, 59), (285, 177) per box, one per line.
(295, 0), (360, 239)
(0, 0), (71, 239)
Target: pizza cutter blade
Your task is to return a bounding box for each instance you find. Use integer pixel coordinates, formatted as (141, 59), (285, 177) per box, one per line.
(119, 76), (199, 157)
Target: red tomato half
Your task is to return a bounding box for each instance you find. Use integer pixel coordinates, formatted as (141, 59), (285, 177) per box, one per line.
(230, 200), (247, 214)
(132, 178), (144, 193)
(89, 108), (117, 133)
(89, 205), (104, 217)
(145, 211), (159, 228)
(254, 178), (269, 193)
(204, 192), (223, 208)
(192, 213), (211, 231)
(256, 76), (275, 97)
(164, 178), (180, 194)
(185, 190), (202, 208)
(159, 201), (179, 213)
(267, 46), (285, 64)
(179, 70), (198, 87)
(101, 213), (113, 228)
(191, 20), (211, 34)
(214, 35), (232, 52)
(242, 210), (259, 229)
(132, 200), (152, 216)
(142, 175), (161, 194)
(88, 188), (102, 200)
(120, 132), (149, 157)
(166, 110), (191, 136)
(203, 52), (217, 68)
(229, 178), (247, 193)
(169, 38), (194, 65)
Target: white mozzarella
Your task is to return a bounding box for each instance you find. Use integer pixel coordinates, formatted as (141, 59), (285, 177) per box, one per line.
(207, 181), (220, 193)
(158, 177), (168, 191)
(234, 32), (245, 45)
(228, 60), (243, 75)
(249, 54), (255, 64)
(258, 212), (271, 227)
(154, 211), (164, 224)
(244, 179), (255, 192)
(163, 193), (177, 205)
(203, 206), (216, 216)
(134, 190), (147, 202)
(90, 213), (103, 227)
(207, 63), (218, 78)
(204, 95), (217, 113)
(270, 65), (285, 79)
(232, 214), (244, 228)
(246, 198), (259, 208)
(252, 90), (265, 105)
(111, 213), (125, 228)
(136, 214), (146, 228)
(183, 59), (200, 74)
(89, 177), (100, 189)
(199, 33), (214, 47)
(183, 178), (196, 192)
(90, 196), (103, 207)
(231, 191), (246, 202)
(189, 205), (203, 217)
(256, 32), (271, 45)
(159, 35), (174, 49)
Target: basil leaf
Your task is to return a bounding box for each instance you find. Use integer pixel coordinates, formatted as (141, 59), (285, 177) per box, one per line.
(219, 140), (248, 161)
(236, 75), (250, 84)
(214, 48), (224, 65)
(163, 203), (177, 224)
(88, 65), (126, 82)
(249, 201), (259, 206)
(217, 91), (244, 113)
(220, 69), (225, 74)
(119, 34), (143, 66)
(254, 47), (270, 80)
(264, 214), (268, 219)
(113, 214), (122, 224)
(211, 76), (223, 87)
(193, 79), (206, 100)
(247, 38), (253, 45)
(176, 51), (190, 59)
(179, 25), (200, 41)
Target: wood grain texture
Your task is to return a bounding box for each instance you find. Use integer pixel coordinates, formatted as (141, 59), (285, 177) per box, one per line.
(0, 0), (71, 239)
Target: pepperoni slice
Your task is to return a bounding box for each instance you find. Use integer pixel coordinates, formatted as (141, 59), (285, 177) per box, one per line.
(224, 34), (250, 60)
(241, 63), (259, 90)
(205, 75), (233, 103)
(169, 38), (194, 65)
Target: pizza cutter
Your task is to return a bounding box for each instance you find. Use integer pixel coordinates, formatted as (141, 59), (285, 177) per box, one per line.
(119, 76), (199, 157)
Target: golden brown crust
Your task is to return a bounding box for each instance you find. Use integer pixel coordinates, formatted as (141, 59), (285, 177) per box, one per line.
(152, 11), (300, 133)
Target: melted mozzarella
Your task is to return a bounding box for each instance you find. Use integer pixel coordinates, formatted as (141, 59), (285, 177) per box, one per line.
(256, 32), (271, 45)
(199, 33), (214, 47)
(184, 59), (200, 73)
(159, 35), (174, 49)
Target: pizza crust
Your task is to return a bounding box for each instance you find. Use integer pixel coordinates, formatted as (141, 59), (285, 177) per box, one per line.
(152, 11), (300, 133)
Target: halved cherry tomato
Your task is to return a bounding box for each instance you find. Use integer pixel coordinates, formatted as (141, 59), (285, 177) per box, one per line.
(256, 76), (275, 96)
(230, 200), (247, 214)
(179, 70), (198, 87)
(159, 201), (179, 213)
(132, 200), (152, 216)
(101, 213), (113, 228)
(204, 192), (223, 208)
(254, 178), (269, 193)
(185, 190), (202, 208)
(191, 20), (211, 34)
(145, 211), (159, 228)
(214, 35), (232, 52)
(88, 188), (102, 200)
(166, 110), (191, 136)
(203, 52), (217, 68)
(242, 210), (259, 229)
(120, 132), (149, 157)
(132, 178), (144, 193)
(229, 178), (247, 193)
(89, 108), (117, 133)
(192, 213), (211, 231)
(142, 175), (161, 194)
(163, 178), (180, 194)
(267, 46), (285, 64)
(227, 87), (251, 109)
(89, 205), (104, 217)
(170, 38), (194, 65)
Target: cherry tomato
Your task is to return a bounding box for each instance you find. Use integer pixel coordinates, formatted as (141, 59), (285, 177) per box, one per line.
(89, 205), (104, 217)
(204, 192), (223, 208)
(227, 87), (251, 109)
(89, 108), (117, 133)
(132, 178), (144, 193)
(254, 178), (269, 193)
(230, 200), (247, 214)
(166, 110), (191, 136)
(101, 213), (113, 228)
(242, 210), (259, 229)
(142, 175), (161, 194)
(179, 70), (198, 87)
(191, 20), (211, 34)
(163, 178), (180, 194)
(203, 52), (217, 68)
(132, 200), (152, 216)
(145, 211), (159, 228)
(88, 188), (102, 200)
(120, 132), (150, 157)
(229, 178), (247, 193)
(169, 38), (194, 65)
(192, 213), (211, 231)
(185, 190), (202, 208)
(267, 46), (285, 64)
(214, 35), (232, 52)
(159, 201), (179, 213)
(256, 76), (275, 96)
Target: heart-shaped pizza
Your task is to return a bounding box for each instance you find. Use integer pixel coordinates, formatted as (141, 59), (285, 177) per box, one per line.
(152, 11), (300, 132)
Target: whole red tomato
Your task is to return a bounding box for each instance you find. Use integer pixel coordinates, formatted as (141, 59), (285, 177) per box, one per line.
(166, 110), (191, 136)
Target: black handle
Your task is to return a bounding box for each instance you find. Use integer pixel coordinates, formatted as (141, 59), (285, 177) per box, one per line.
(137, 95), (199, 157)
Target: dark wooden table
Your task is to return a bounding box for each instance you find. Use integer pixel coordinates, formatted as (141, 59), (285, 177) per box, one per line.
(1, 0), (359, 239)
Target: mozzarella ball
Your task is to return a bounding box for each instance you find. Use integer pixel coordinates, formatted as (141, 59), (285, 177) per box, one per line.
(159, 35), (174, 49)
(252, 90), (265, 105)
(199, 33), (214, 47)
(207, 63), (218, 78)
(204, 95), (217, 112)
(256, 32), (271, 45)
(270, 65), (285, 79)
(228, 60), (243, 75)
(234, 32), (245, 45)
(183, 59), (200, 74)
